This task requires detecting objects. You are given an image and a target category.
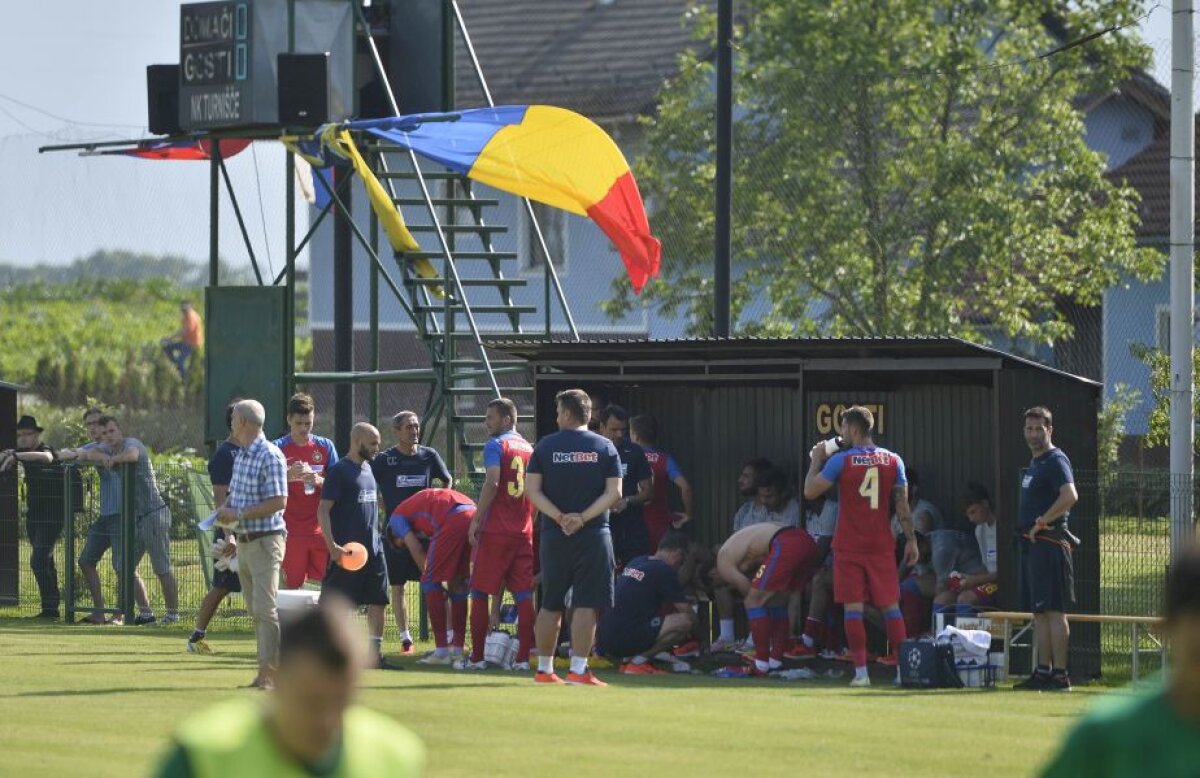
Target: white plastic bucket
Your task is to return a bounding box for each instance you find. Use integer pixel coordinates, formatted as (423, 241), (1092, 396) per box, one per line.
(484, 631), (512, 666)
(502, 633), (519, 667)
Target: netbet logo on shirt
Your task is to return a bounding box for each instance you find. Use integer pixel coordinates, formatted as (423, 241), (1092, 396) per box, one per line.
(396, 475), (428, 488)
(358, 490), (377, 504)
(552, 451), (600, 464)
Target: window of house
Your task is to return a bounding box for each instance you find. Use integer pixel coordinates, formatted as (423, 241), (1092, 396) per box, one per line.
(1154, 304), (1200, 352)
(519, 201), (568, 272)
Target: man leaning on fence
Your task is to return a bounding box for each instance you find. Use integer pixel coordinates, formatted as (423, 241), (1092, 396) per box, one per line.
(0, 415), (81, 619)
(216, 399), (289, 691)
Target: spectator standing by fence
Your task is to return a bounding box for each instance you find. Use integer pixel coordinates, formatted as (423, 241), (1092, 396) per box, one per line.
(160, 300), (203, 380)
(216, 399), (288, 691)
(61, 408), (151, 625)
(599, 404), (653, 567)
(0, 415), (79, 619)
(94, 415), (180, 624)
(1015, 406), (1078, 692)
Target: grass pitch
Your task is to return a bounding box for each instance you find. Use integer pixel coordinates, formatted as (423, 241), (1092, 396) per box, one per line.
(0, 619), (1122, 777)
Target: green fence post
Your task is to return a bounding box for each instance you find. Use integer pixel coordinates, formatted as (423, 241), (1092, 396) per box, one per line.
(120, 463), (136, 624)
(62, 462), (75, 623)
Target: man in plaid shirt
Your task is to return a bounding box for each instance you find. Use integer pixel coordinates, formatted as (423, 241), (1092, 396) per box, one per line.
(216, 399), (289, 690)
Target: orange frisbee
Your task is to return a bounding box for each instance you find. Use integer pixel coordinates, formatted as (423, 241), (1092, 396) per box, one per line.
(340, 542), (368, 571)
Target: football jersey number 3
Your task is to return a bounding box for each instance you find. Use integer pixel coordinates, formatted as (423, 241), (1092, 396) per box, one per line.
(858, 466), (880, 510)
(507, 456), (527, 498)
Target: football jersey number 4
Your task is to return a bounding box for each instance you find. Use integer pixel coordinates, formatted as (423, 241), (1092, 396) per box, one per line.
(858, 466), (880, 510)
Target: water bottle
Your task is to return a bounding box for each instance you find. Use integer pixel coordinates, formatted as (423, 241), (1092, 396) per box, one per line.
(303, 463), (316, 495)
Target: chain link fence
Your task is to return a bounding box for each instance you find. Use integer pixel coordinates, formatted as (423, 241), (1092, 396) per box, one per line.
(0, 461), (427, 641)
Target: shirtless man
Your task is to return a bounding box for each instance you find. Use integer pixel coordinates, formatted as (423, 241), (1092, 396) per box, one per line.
(716, 522), (822, 676)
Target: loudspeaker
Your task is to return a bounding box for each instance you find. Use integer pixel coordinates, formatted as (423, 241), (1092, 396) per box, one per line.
(146, 65), (181, 136)
(277, 53), (330, 126)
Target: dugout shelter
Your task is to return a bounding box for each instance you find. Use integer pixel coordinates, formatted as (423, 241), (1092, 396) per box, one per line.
(495, 336), (1104, 677)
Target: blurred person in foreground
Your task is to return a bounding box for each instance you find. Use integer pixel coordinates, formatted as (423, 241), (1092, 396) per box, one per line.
(153, 595), (425, 777)
(1040, 542), (1200, 776)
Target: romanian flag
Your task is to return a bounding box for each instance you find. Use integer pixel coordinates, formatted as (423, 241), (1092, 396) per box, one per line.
(351, 106), (662, 293)
(106, 138), (252, 161)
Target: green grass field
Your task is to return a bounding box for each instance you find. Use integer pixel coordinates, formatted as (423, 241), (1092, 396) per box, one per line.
(0, 619), (1123, 777)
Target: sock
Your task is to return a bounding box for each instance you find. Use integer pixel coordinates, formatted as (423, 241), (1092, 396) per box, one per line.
(844, 610), (868, 670)
(469, 591), (490, 663)
(855, 665), (869, 681)
(883, 607), (906, 659)
(802, 616), (823, 648)
(422, 583), (448, 648)
(515, 594), (535, 662)
(768, 607), (789, 661)
(719, 618), (735, 643)
(747, 607), (772, 663)
(755, 659), (770, 673)
(630, 655), (648, 665)
(569, 655), (588, 675)
(1036, 664), (1052, 676)
(401, 629), (412, 643)
(370, 636), (383, 657)
(1051, 666), (1068, 677)
(768, 658), (783, 670)
(449, 592), (469, 650)
(537, 655), (554, 674)
(189, 629), (205, 643)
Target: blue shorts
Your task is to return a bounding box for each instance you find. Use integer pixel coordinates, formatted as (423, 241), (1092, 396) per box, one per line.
(321, 552), (390, 607)
(1022, 539), (1074, 613)
(539, 528), (614, 611)
(598, 616), (660, 659)
(79, 514), (140, 572)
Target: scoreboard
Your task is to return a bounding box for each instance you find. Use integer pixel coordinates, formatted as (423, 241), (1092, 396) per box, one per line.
(176, 0), (355, 131)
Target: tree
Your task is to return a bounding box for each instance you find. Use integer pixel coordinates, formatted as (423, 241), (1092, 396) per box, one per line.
(605, 0), (1164, 342)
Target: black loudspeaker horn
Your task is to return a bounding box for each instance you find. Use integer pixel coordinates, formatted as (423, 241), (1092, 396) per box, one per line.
(277, 53), (330, 126)
(146, 65), (181, 136)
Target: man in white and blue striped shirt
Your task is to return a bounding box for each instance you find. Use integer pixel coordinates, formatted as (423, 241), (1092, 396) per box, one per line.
(216, 399), (288, 690)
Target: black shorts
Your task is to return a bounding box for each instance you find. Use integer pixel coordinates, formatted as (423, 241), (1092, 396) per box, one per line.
(321, 552), (390, 606)
(598, 616), (660, 659)
(610, 513), (649, 567)
(1022, 539), (1074, 613)
(384, 540), (426, 585)
(211, 567), (242, 593)
(539, 528), (614, 611)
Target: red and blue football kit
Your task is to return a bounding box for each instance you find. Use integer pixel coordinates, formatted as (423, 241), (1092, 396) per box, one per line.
(820, 445), (909, 669)
(387, 488), (476, 584)
(388, 488), (476, 651)
(469, 431), (537, 665)
(642, 446), (684, 552)
(274, 434), (338, 588)
(471, 431), (535, 593)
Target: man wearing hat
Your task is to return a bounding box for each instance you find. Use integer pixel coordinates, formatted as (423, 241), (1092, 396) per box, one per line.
(1, 415), (80, 619)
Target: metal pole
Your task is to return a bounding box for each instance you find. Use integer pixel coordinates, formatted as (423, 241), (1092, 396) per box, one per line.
(334, 167), (354, 451)
(1170, 0), (1196, 558)
(209, 148), (220, 287)
(286, 151), (297, 398)
(713, 0), (733, 338)
(370, 210), (380, 423)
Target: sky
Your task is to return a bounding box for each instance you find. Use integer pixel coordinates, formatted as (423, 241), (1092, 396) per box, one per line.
(0, 1), (1188, 268)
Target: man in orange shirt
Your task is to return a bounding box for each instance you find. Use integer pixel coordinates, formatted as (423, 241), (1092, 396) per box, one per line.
(161, 301), (203, 379)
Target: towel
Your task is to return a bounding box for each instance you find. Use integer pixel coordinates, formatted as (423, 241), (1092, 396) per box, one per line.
(936, 626), (992, 658)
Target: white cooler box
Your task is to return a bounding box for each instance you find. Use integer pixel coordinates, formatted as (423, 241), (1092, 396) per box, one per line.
(277, 589), (321, 612)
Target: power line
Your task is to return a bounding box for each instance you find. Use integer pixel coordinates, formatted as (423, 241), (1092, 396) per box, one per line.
(0, 92), (146, 132)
